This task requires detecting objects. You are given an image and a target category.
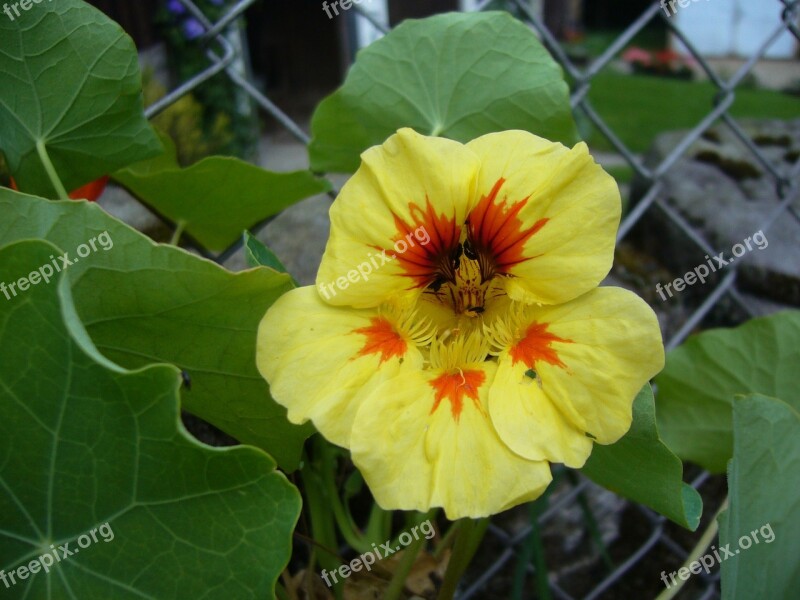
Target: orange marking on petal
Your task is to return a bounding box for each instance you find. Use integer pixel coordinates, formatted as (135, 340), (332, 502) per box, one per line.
(429, 369), (486, 421)
(510, 323), (571, 370)
(353, 317), (407, 364)
(468, 178), (548, 272)
(379, 198), (461, 288)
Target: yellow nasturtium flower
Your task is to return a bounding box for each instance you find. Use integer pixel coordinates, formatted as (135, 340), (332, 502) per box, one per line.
(257, 128), (664, 519)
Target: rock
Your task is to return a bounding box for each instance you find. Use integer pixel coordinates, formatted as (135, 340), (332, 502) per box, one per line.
(631, 119), (800, 307)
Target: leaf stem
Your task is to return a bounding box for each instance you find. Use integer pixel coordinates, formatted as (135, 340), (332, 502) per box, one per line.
(655, 497), (729, 600)
(35, 140), (69, 200)
(170, 220), (186, 246)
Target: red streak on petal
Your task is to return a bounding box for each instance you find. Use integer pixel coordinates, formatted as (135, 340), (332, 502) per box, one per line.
(468, 178), (548, 272)
(429, 369), (486, 422)
(353, 317), (407, 364)
(378, 198), (461, 288)
(510, 322), (571, 370)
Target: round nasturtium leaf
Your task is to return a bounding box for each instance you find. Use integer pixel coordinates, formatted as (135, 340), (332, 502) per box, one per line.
(655, 311), (800, 473)
(114, 135), (331, 251)
(309, 11), (579, 173)
(0, 188), (312, 471)
(0, 239), (301, 600)
(0, 0), (161, 198)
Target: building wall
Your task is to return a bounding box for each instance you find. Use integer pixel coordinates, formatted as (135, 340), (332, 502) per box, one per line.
(673, 0), (798, 58)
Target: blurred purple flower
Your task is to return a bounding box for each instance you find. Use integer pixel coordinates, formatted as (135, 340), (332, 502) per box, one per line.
(166, 0), (186, 15)
(183, 17), (206, 39)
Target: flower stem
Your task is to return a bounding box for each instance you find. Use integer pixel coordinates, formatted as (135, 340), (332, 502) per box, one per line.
(319, 439), (372, 554)
(299, 445), (342, 598)
(35, 140), (69, 200)
(364, 502), (392, 548)
(522, 498), (552, 600)
(655, 497), (729, 600)
(433, 520), (460, 559)
(383, 510), (435, 600)
(436, 518), (489, 600)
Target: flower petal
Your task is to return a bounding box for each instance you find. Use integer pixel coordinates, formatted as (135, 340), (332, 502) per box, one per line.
(488, 358), (593, 467)
(256, 286), (423, 447)
(466, 130), (620, 305)
(492, 287), (665, 447)
(317, 128), (481, 308)
(350, 363), (552, 519)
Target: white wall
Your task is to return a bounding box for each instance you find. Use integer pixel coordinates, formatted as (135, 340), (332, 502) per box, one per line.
(673, 0), (797, 59)
(353, 0), (389, 49)
(354, 0), (545, 50)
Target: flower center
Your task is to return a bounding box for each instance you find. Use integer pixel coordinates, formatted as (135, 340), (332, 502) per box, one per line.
(424, 237), (505, 317)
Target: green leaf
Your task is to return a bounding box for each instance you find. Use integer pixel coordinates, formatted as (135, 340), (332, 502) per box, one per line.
(243, 231), (291, 275)
(114, 136), (331, 251)
(0, 239), (300, 600)
(582, 385), (702, 530)
(308, 11), (578, 173)
(719, 393), (800, 599)
(0, 0), (161, 198)
(654, 311), (800, 473)
(0, 188), (312, 470)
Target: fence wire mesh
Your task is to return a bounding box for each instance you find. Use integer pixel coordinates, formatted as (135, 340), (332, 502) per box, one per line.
(138, 1), (800, 597)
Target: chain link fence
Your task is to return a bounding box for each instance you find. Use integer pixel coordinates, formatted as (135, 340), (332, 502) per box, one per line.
(136, 1), (800, 597)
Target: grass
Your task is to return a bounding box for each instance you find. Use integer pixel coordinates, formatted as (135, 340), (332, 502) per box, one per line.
(583, 72), (800, 152)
